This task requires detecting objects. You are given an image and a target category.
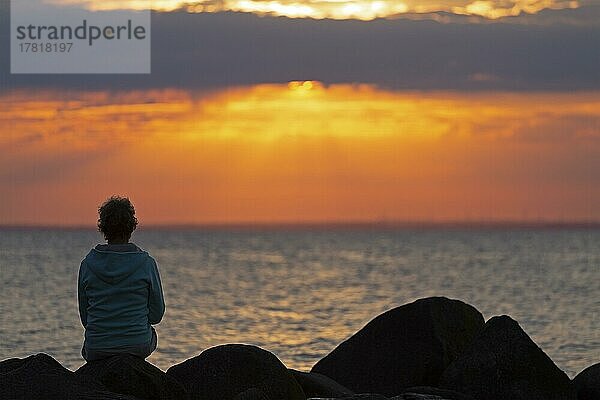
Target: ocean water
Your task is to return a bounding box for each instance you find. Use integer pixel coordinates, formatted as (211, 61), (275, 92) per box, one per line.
(0, 228), (598, 377)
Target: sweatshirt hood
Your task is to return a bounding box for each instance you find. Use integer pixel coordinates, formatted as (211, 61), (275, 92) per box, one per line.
(84, 243), (149, 284)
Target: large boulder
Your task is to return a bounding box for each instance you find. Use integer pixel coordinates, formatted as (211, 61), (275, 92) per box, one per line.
(573, 363), (600, 400)
(76, 354), (187, 400)
(0, 353), (134, 400)
(439, 315), (577, 400)
(290, 369), (354, 398)
(166, 344), (305, 400)
(311, 297), (485, 396)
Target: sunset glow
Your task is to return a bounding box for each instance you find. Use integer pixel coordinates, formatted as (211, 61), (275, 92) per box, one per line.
(1, 83), (599, 226)
(45, 0), (580, 20)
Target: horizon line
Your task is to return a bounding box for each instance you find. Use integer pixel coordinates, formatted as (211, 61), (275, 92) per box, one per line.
(1, 219), (600, 231)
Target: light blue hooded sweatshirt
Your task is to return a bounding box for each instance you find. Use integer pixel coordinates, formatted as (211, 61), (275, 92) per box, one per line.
(78, 243), (165, 350)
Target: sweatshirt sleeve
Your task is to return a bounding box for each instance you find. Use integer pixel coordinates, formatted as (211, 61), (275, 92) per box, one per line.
(148, 258), (166, 325)
(78, 261), (88, 327)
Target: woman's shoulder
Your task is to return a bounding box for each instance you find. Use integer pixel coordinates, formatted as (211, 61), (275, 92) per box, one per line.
(128, 244), (158, 267)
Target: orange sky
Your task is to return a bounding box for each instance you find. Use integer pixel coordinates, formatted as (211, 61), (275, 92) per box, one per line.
(1, 83), (599, 226)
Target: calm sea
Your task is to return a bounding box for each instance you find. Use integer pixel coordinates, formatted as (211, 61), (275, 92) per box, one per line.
(0, 228), (598, 377)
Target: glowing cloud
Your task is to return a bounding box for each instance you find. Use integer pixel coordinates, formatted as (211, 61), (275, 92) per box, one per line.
(45, 0), (579, 20)
(1, 84), (599, 225)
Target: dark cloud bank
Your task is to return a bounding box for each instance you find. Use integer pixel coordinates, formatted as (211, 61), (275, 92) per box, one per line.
(0, 3), (599, 91)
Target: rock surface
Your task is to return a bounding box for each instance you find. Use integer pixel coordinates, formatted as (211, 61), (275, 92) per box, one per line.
(233, 387), (270, 400)
(397, 387), (473, 400)
(305, 394), (460, 400)
(573, 363), (600, 400)
(439, 315), (577, 400)
(311, 297), (485, 395)
(290, 369), (354, 398)
(393, 394), (458, 400)
(166, 344), (305, 400)
(305, 388), (472, 400)
(0, 353), (135, 400)
(308, 395), (389, 400)
(76, 354), (187, 400)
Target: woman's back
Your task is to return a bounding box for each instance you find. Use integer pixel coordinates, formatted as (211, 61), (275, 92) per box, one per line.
(78, 243), (165, 350)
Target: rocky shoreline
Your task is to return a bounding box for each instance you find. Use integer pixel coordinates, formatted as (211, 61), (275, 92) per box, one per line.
(1, 297), (597, 400)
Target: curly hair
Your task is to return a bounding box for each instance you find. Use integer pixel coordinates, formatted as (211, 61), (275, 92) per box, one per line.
(97, 196), (138, 242)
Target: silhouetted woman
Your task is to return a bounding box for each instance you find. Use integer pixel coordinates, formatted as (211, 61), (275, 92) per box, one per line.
(78, 196), (165, 361)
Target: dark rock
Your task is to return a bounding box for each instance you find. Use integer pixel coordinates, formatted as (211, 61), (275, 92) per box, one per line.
(391, 394), (449, 400)
(0, 353), (135, 400)
(290, 369), (354, 398)
(166, 344), (305, 400)
(76, 354), (187, 400)
(233, 388), (270, 400)
(311, 297), (485, 395)
(310, 395), (389, 400)
(397, 387), (473, 400)
(303, 393), (462, 400)
(573, 363), (600, 400)
(439, 315), (577, 400)
(0, 357), (27, 375)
